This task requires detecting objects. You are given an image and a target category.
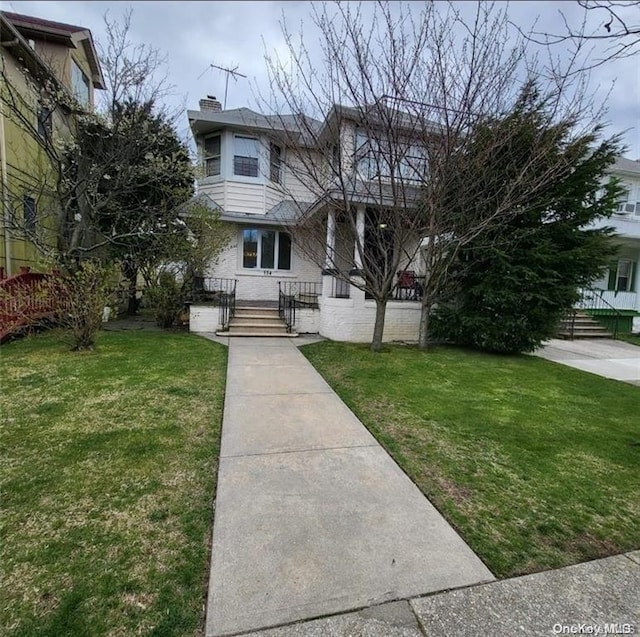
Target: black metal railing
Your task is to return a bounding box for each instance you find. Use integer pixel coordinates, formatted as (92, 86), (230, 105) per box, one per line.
(565, 287), (624, 339)
(193, 278), (236, 330)
(328, 275), (351, 299)
(218, 280), (237, 331)
(394, 271), (425, 301)
(278, 281), (321, 332)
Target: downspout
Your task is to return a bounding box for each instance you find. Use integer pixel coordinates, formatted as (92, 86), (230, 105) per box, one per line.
(0, 50), (12, 276)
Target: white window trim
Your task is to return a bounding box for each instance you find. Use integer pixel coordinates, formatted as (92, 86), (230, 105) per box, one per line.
(203, 133), (221, 177)
(615, 259), (634, 292)
(71, 58), (90, 105)
(233, 134), (260, 179)
(240, 227), (292, 272)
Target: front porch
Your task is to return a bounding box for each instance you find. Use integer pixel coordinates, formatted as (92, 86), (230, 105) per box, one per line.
(188, 273), (423, 342)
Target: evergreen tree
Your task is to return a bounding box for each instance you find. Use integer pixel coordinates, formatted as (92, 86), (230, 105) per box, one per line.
(431, 88), (623, 353)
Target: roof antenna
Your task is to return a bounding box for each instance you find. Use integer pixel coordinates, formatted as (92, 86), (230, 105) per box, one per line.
(196, 62), (247, 109)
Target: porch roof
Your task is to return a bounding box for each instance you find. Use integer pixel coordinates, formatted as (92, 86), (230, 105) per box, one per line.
(189, 193), (311, 227)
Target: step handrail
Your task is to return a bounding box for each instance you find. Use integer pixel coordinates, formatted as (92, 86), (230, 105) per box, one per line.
(571, 287), (624, 339)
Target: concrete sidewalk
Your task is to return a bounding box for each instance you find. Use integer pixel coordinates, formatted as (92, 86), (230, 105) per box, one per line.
(242, 552), (640, 636)
(205, 337), (494, 637)
(533, 338), (640, 386)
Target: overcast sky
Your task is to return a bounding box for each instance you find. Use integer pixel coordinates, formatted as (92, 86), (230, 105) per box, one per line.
(6, 0), (640, 158)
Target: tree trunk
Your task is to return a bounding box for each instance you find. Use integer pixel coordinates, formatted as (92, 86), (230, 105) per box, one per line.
(123, 261), (139, 315)
(418, 298), (432, 350)
(371, 298), (387, 352)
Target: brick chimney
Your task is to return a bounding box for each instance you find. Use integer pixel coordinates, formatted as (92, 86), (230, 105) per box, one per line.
(199, 95), (222, 112)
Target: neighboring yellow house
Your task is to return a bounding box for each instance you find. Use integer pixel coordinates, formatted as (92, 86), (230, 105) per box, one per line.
(0, 11), (104, 277)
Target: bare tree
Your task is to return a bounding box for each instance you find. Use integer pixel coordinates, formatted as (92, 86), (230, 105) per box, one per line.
(518, 0), (640, 72)
(261, 1), (606, 350)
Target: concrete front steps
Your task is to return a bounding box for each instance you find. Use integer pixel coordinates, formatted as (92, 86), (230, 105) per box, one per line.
(217, 307), (298, 337)
(557, 310), (613, 339)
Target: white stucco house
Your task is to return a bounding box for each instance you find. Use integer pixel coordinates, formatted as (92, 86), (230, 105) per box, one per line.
(187, 95), (640, 340)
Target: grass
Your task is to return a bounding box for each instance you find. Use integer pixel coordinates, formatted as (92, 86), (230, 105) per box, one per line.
(1, 329), (227, 637)
(617, 333), (640, 347)
(301, 341), (640, 579)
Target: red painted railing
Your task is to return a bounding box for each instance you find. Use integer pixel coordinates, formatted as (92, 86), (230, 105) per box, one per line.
(0, 267), (61, 342)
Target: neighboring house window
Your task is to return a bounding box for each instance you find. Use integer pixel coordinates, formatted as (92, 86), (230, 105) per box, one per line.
(234, 136), (259, 177)
(330, 143), (340, 171)
(242, 228), (291, 270)
(270, 142), (282, 184)
(616, 186), (639, 216)
(608, 259), (635, 292)
(23, 196), (36, 233)
(71, 59), (90, 105)
(37, 107), (52, 139)
(204, 135), (221, 176)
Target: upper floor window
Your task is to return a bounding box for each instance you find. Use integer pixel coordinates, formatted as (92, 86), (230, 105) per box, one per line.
(354, 128), (427, 183)
(616, 186), (639, 216)
(37, 106), (52, 139)
(71, 60), (90, 105)
(234, 135), (259, 177)
(23, 196), (37, 233)
(204, 135), (221, 176)
(270, 142), (282, 184)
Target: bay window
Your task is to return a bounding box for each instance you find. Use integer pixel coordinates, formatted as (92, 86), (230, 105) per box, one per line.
(242, 228), (291, 270)
(270, 142), (282, 184)
(234, 135), (259, 177)
(204, 135), (221, 176)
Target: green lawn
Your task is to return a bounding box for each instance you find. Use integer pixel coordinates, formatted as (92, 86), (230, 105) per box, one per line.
(302, 342), (640, 579)
(1, 330), (226, 637)
(617, 333), (640, 347)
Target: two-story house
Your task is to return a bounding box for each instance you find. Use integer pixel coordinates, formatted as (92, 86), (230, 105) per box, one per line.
(187, 98), (639, 342)
(589, 157), (640, 333)
(0, 11), (104, 277)
(187, 97), (427, 342)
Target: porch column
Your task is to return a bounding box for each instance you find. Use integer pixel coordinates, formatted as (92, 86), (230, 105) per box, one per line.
(353, 205), (365, 272)
(324, 208), (336, 269)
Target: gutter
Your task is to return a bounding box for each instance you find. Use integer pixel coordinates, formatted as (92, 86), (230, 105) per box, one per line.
(0, 48), (11, 276)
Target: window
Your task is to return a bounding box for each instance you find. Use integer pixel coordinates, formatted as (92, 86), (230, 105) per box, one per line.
(234, 136), (259, 177)
(71, 60), (90, 105)
(269, 142), (282, 184)
(616, 186), (639, 216)
(354, 128), (426, 182)
(23, 196), (36, 233)
(204, 135), (221, 176)
(608, 259), (635, 292)
(37, 107), (52, 139)
(242, 228), (291, 270)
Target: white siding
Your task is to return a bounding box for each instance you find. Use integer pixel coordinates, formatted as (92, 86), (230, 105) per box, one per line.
(284, 152), (320, 202)
(226, 181), (265, 215)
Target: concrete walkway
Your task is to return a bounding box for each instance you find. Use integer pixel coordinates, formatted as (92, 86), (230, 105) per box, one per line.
(533, 338), (640, 386)
(205, 337), (494, 637)
(242, 551), (640, 636)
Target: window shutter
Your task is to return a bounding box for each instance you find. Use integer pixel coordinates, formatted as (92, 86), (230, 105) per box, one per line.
(630, 261), (637, 293)
(607, 264), (617, 291)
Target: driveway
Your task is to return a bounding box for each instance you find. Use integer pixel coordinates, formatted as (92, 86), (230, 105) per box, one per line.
(533, 338), (640, 386)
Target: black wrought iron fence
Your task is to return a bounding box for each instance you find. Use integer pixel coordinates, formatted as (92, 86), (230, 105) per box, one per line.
(278, 281), (321, 332)
(328, 275), (351, 299)
(193, 278), (237, 330)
